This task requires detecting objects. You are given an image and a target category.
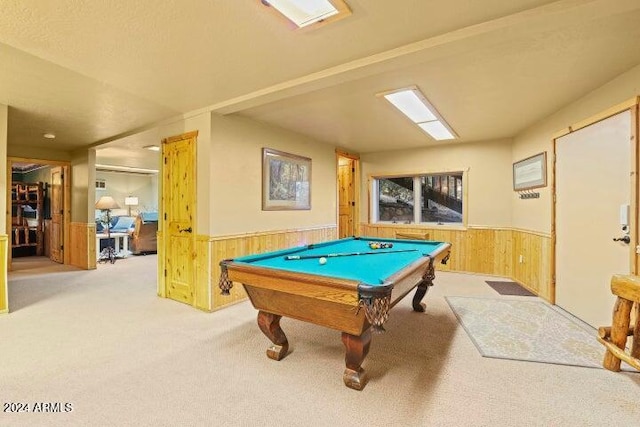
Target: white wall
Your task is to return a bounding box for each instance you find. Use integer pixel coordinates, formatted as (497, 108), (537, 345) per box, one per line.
(71, 150), (94, 223)
(157, 112), (211, 233)
(95, 171), (158, 217)
(361, 139), (513, 227)
(512, 63), (640, 233)
(7, 145), (72, 162)
(210, 114), (337, 236)
(127, 112), (336, 237)
(20, 165), (53, 185)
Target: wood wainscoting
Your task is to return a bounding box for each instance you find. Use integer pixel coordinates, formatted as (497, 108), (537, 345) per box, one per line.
(360, 224), (552, 302)
(159, 224), (550, 311)
(0, 235), (7, 313)
(157, 225), (338, 312)
(195, 235), (211, 311)
(209, 225), (338, 311)
(70, 222), (96, 270)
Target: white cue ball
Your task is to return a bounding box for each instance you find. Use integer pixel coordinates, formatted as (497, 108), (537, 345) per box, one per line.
(318, 257), (327, 265)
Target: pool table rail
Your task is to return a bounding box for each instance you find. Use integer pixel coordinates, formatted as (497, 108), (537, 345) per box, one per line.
(223, 262), (368, 335)
(225, 263), (363, 305)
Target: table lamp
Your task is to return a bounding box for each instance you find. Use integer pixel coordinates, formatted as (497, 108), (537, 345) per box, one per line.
(95, 195), (120, 263)
(124, 196), (139, 216)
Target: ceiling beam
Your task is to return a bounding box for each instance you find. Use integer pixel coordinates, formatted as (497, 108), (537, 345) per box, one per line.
(202, 0), (640, 115)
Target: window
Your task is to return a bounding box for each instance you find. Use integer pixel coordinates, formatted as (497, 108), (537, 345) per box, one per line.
(377, 177), (414, 222)
(372, 172), (464, 224)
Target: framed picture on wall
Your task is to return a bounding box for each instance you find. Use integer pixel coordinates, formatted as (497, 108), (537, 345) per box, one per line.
(513, 152), (547, 190)
(262, 148), (311, 210)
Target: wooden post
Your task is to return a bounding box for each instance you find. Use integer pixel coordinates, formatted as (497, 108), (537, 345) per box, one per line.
(603, 297), (633, 371)
(632, 302), (640, 359)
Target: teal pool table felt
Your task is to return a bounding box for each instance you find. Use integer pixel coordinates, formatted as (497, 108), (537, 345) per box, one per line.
(232, 237), (447, 285)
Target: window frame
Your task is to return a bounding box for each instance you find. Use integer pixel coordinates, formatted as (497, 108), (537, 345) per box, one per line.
(370, 169), (468, 227)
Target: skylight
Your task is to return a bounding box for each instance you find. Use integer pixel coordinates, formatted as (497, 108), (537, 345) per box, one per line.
(263, 0), (350, 29)
(381, 87), (457, 141)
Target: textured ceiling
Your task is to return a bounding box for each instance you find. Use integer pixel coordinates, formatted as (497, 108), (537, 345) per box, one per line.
(240, 6), (640, 150)
(11, 162), (45, 173)
(0, 0), (639, 157)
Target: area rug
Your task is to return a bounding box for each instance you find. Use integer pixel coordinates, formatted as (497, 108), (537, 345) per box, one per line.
(485, 280), (535, 296)
(445, 296), (607, 369)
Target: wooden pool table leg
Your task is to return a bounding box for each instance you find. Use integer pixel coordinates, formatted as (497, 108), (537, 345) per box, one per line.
(412, 282), (429, 312)
(257, 311), (289, 361)
(412, 258), (435, 312)
(341, 329), (372, 390)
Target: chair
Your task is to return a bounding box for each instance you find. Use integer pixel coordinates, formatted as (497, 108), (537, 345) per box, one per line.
(110, 216), (135, 233)
(597, 274), (640, 371)
(130, 212), (158, 255)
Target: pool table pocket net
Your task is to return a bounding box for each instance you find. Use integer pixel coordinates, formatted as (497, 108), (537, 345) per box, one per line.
(356, 286), (392, 332)
(218, 259), (233, 295)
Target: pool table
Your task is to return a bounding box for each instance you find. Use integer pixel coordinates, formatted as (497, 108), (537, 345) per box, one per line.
(219, 236), (451, 390)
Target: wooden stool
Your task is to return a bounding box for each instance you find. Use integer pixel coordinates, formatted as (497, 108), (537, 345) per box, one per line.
(597, 274), (640, 371)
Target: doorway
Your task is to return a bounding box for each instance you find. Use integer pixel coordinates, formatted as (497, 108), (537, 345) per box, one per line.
(337, 150), (360, 239)
(7, 158), (70, 271)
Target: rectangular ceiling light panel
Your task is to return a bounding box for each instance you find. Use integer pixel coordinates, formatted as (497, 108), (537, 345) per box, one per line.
(266, 0), (339, 28)
(418, 121), (456, 141)
(383, 89), (437, 123)
(381, 86), (457, 141)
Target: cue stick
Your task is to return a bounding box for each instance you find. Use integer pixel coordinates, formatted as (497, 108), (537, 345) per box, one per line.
(284, 249), (418, 260)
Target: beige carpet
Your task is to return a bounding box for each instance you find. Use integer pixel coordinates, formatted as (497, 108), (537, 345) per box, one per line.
(2, 257), (640, 426)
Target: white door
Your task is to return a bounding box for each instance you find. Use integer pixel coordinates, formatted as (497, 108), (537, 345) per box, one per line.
(555, 111), (632, 328)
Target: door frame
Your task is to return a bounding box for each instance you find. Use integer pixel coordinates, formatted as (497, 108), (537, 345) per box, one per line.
(159, 130), (198, 304)
(551, 97), (640, 304)
(336, 149), (360, 238)
(6, 157), (71, 270)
